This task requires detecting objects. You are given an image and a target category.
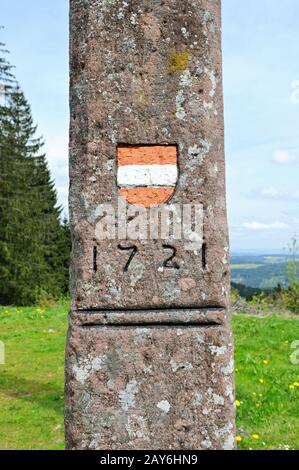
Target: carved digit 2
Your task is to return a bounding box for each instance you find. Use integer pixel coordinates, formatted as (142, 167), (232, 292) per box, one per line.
(162, 244), (180, 270)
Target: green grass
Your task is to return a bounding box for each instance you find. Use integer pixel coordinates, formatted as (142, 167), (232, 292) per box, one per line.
(234, 314), (299, 450)
(0, 303), (67, 450)
(0, 304), (298, 450)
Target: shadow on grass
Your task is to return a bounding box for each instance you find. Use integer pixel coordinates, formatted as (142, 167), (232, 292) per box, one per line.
(0, 373), (64, 416)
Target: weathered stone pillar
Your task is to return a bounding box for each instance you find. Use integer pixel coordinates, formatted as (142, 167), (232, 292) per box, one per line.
(66, 0), (235, 450)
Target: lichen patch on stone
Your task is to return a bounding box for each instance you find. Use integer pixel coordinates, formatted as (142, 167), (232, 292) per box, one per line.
(210, 345), (227, 356)
(73, 355), (107, 385)
(119, 380), (139, 411)
(170, 360), (193, 373)
(168, 50), (191, 74)
(157, 400), (171, 414)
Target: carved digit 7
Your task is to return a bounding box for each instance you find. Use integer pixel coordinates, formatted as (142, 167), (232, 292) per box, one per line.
(118, 244), (138, 272)
(162, 244), (180, 270)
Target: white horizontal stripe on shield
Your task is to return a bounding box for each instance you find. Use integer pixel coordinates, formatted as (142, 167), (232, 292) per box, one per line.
(117, 164), (178, 187)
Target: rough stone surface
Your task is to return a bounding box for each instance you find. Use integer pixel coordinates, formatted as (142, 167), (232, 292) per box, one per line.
(69, 0), (230, 311)
(66, 0), (235, 450)
(65, 324), (235, 450)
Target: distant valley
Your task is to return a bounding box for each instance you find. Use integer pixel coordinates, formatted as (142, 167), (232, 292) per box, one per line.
(230, 253), (299, 290)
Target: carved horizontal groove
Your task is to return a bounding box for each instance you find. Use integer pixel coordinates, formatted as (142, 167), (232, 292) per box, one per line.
(80, 322), (221, 329)
(72, 307), (226, 327)
(75, 306), (226, 314)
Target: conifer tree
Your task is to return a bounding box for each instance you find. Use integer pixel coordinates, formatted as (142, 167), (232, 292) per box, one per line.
(0, 40), (70, 305)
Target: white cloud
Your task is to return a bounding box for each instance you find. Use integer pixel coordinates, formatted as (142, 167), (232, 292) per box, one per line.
(44, 132), (68, 165)
(257, 187), (299, 201)
(260, 186), (281, 199)
(291, 80), (299, 105)
(243, 221), (290, 231)
(271, 150), (296, 165)
(44, 132), (69, 212)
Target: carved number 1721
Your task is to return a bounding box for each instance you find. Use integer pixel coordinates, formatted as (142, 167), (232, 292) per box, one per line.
(93, 244), (206, 273)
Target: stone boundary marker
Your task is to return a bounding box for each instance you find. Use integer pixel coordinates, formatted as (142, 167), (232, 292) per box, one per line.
(65, 0), (235, 450)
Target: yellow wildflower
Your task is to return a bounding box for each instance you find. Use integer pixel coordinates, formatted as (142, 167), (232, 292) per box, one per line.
(236, 435), (242, 442)
(262, 359), (269, 365)
(259, 378), (264, 384)
(235, 400), (241, 407)
(293, 382), (299, 387)
(252, 434), (260, 440)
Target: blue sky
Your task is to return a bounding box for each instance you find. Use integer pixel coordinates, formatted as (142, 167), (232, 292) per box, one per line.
(1, 0), (299, 253)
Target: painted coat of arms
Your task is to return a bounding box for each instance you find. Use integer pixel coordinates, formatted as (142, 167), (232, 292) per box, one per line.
(117, 145), (178, 208)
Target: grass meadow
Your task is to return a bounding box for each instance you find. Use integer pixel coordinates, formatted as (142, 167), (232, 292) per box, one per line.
(0, 302), (298, 450)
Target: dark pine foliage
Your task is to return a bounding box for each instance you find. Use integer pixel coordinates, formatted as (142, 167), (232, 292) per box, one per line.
(0, 40), (70, 305)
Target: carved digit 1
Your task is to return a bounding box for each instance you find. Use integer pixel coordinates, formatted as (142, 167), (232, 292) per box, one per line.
(118, 244), (138, 272)
(162, 244), (180, 270)
(202, 243), (207, 270)
(93, 246), (98, 273)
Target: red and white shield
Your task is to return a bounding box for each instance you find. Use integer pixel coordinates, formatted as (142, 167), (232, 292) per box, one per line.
(117, 145), (178, 208)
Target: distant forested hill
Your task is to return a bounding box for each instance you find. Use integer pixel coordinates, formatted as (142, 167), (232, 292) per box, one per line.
(231, 254), (299, 289)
